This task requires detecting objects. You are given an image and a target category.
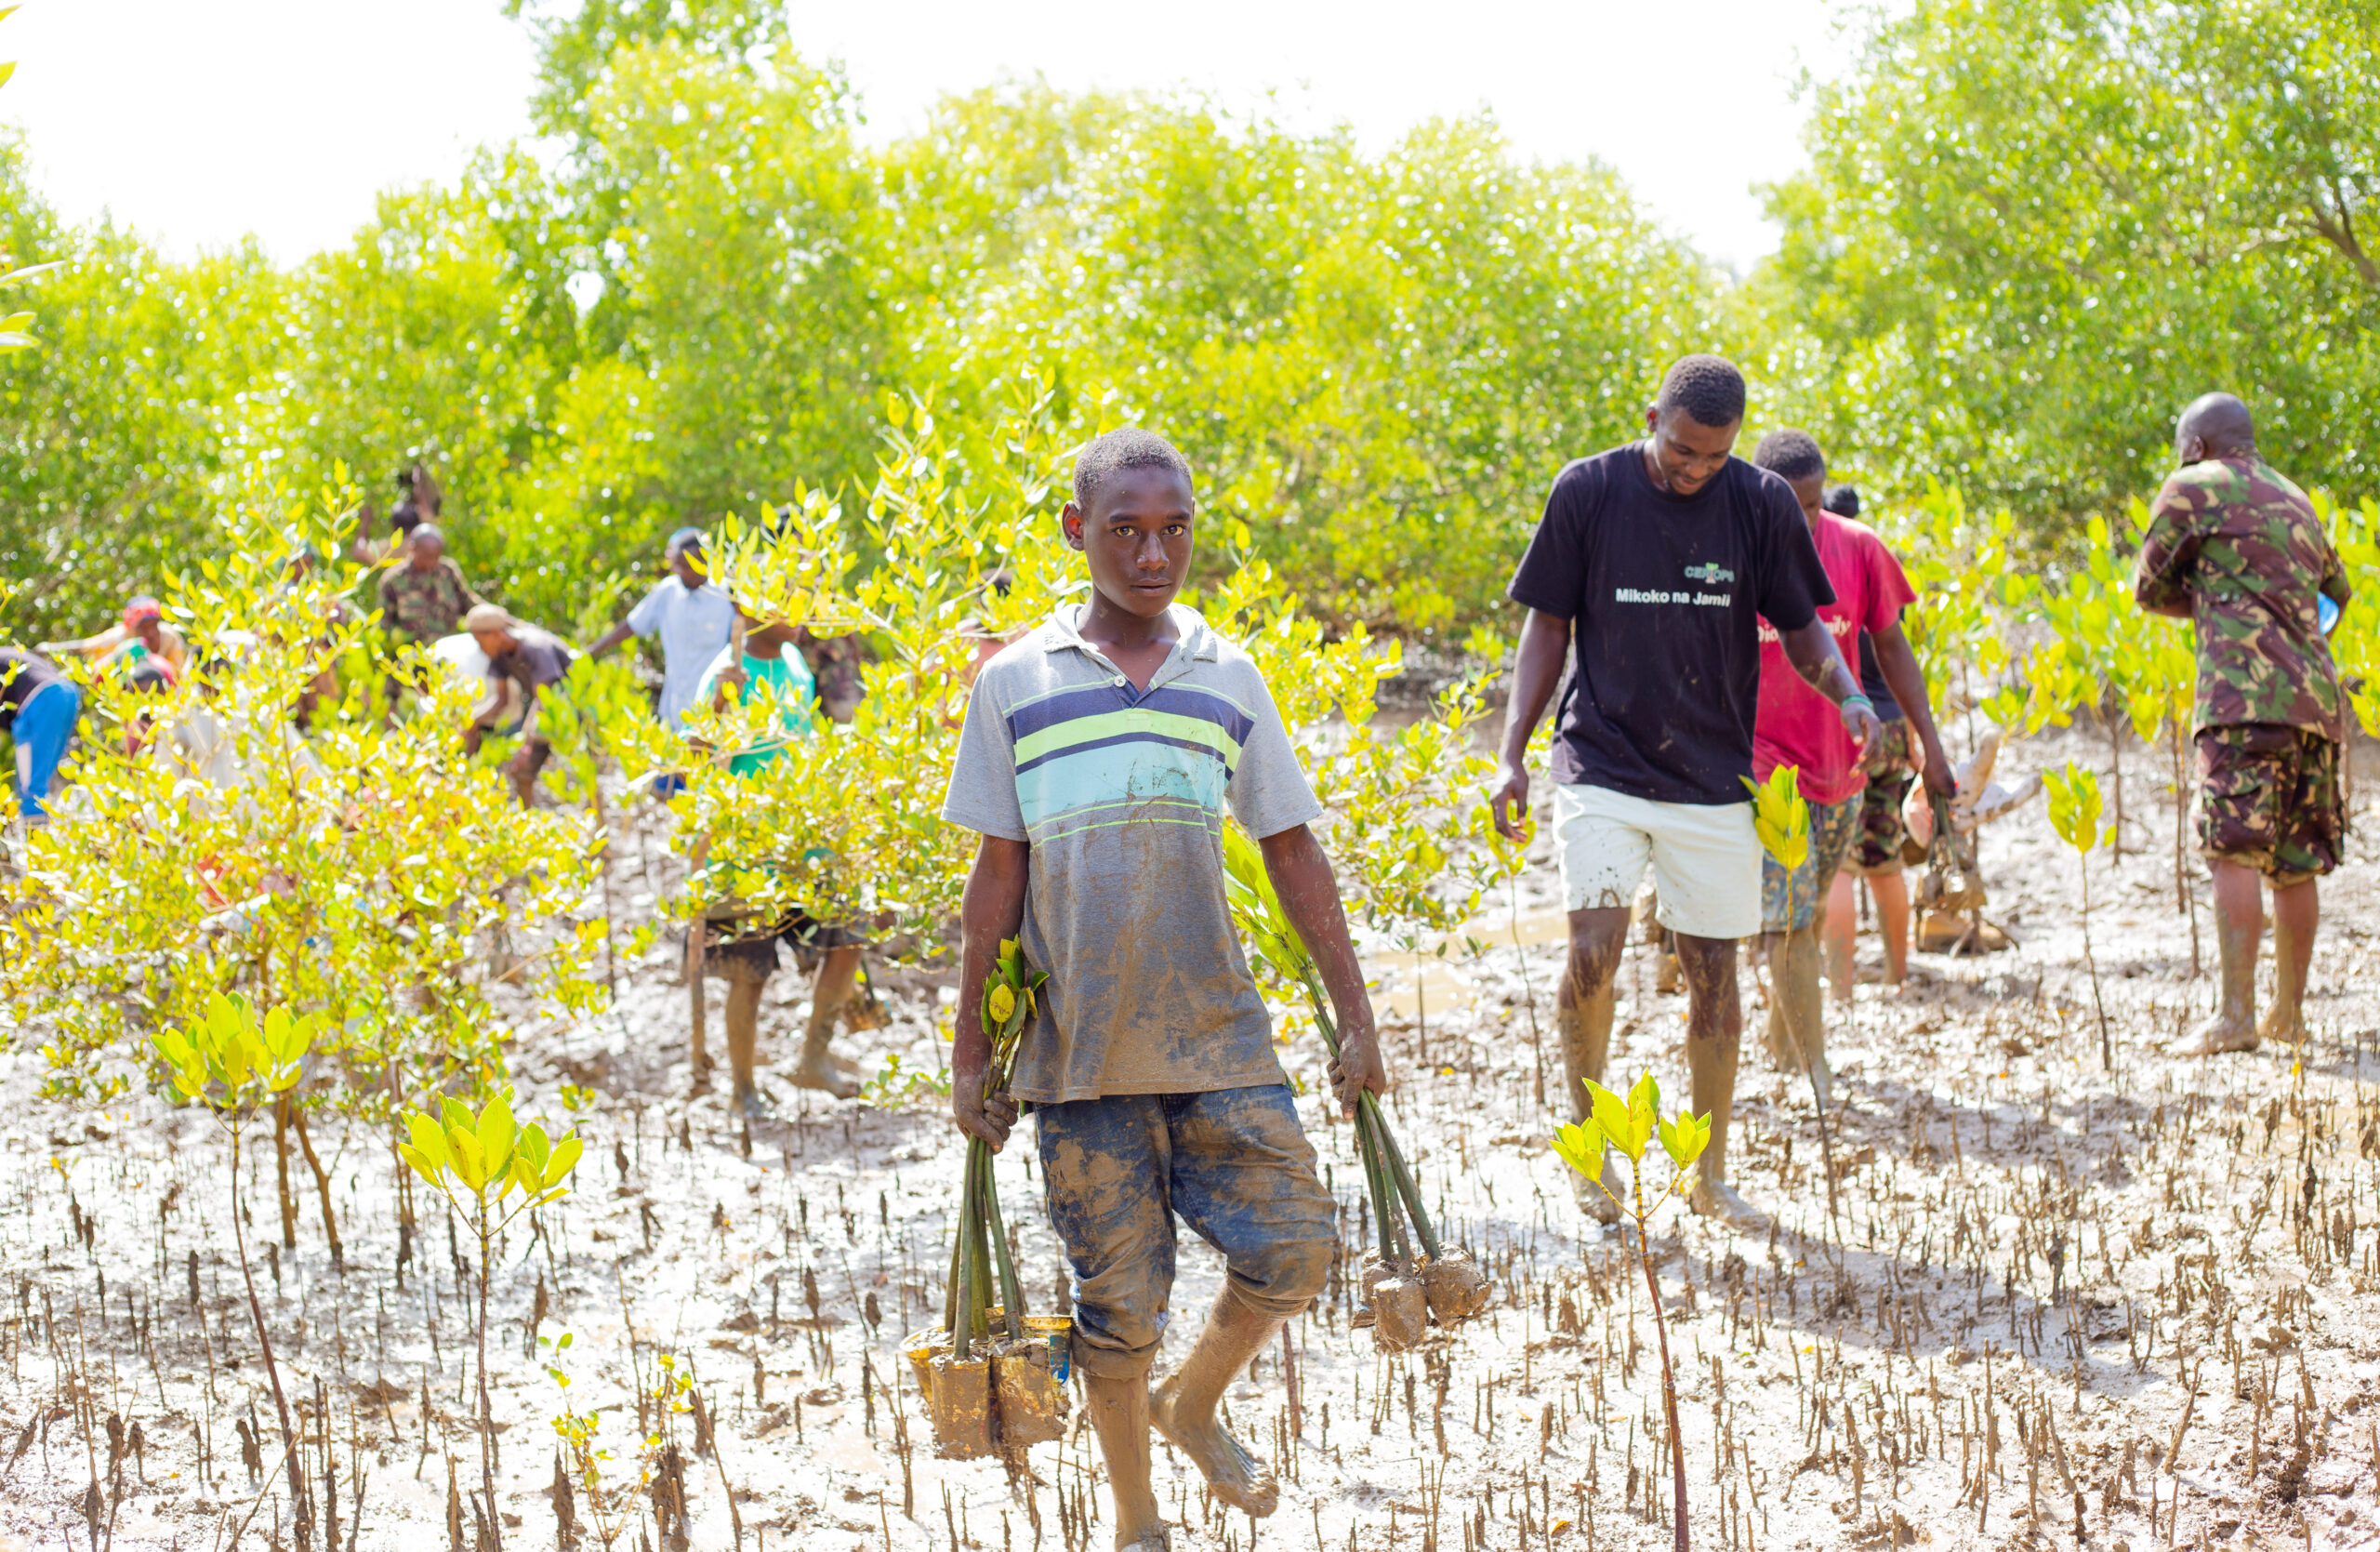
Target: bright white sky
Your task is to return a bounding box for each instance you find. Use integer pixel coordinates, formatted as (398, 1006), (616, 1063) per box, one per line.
(3, 0), (1855, 273)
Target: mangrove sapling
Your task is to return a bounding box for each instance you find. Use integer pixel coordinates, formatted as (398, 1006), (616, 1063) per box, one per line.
(1743, 764), (1843, 1233)
(1220, 823), (1488, 1335)
(542, 1331), (628, 1551)
(150, 992), (322, 1546)
(1551, 1073), (1712, 1552)
(2044, 762), (2116, 1070)
(396, 1090), (583, 1549)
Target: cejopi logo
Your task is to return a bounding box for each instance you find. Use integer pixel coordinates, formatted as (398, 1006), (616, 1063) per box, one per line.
(1683, 563), (1736, 585)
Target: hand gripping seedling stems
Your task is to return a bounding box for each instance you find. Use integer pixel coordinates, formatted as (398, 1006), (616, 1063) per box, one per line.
(1551, 1074), (1711, 1552)
(944, 937), (1044, 1360)
(1220, 824), (1487, 1336)
(1743, 765), (1844, 1237)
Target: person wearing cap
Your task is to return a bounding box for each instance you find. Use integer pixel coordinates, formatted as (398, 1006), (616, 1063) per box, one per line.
(462, 603), (576, 807)
(588, 527), (737, 734)
(377, 524), (483, 649)
(40, 595), (190, 681)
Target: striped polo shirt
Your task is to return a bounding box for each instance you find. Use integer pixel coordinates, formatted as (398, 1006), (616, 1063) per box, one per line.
(941, 604), (1323, 1103)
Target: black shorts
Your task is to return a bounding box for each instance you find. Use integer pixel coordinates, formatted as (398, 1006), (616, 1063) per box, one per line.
(703, 909), (862, 982)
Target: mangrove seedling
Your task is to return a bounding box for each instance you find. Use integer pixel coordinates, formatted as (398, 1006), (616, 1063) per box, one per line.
(151, 992), (322, 1545)
(1222, 821), (1487, 1339)
(2044, 760), (2117, 1069)
(1551, 1072), (1711, 1552)
(397, 1090), (583, 1549)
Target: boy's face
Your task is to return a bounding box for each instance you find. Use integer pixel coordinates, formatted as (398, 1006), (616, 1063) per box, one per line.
(1064, 465), (1195, 620)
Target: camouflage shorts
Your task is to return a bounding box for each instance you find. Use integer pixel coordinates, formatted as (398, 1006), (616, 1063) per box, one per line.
(1851, 720), (1917, 875)
(1760, 790), (1862, 933)
(2195, 723), (2342, 886)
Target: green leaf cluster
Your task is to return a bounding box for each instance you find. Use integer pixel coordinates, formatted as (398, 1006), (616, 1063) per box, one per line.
(397, 1088), (581, 1209)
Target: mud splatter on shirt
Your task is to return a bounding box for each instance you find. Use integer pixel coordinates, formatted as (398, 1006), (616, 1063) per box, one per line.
(940, 604), (1323, 1103)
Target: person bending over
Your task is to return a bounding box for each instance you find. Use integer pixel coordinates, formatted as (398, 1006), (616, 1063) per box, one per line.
(1488, 354), (1874, 1231)
(944, 428), (1382, 1551)
(462, 604), (574, 808)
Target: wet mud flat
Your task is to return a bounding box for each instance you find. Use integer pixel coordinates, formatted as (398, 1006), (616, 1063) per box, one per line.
(2, 727), (2379, 1549)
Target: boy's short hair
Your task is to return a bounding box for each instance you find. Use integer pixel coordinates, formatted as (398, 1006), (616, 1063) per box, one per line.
(1655, 354), (1748, 429)
(1751, 428), (1827, 483)
(1822, 484), (1859, 518)
(1071, 428), (1194, 510)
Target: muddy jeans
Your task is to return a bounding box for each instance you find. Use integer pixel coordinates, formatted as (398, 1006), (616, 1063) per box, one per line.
(1034, 1084), (1335, 1381)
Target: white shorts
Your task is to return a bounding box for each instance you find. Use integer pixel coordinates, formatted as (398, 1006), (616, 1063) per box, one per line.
(1552, 782), (1762, 939)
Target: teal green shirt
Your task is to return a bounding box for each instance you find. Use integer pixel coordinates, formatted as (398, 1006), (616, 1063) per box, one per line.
(692, 644), (815, 776)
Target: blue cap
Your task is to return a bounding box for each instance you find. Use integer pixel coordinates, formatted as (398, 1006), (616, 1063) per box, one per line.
(665, 526), (706, 560)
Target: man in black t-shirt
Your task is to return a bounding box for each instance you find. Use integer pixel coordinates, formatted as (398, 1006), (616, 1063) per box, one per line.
(1488, 355), (1879, 1230)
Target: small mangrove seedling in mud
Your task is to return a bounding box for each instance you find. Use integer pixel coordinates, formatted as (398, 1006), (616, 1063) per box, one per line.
(152, 992), (324, 1545)
(1552, 1073), (1711, 1552)
(908, 938), (1070, 1458)
(396, 1091), (583, 1549)
(1743, 763), (1844, 1230)
(1221, 822), (1489, 1346)
(543, 1330), (633, 1552)
(2044, 760), (2117, 1070)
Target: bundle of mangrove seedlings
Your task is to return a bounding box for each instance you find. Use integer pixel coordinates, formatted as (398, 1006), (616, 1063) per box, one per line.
(1221, 825), (1489, 1350)
(905, 938), (1072, 1458)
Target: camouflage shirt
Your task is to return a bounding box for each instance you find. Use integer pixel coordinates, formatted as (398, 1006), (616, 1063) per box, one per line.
(2133, 456), (2347, 742)
(377, 558), (483, 645)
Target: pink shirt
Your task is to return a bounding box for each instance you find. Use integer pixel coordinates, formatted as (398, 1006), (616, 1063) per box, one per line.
(1754, 511), (1915, 805)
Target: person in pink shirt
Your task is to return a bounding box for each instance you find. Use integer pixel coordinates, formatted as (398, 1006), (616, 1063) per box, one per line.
(1749, 431), (1954, 1106)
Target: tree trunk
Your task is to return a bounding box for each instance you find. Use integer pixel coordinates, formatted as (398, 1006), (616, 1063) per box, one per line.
(476, 1214), (502, 1551)
(292, 1107), (344, 1273)
(274, 1094), (299, 1251)
(232, 1124), (312, 1551)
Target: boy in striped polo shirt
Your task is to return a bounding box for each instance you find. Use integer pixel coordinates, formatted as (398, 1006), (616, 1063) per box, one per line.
(942, 428), (1385, 1549)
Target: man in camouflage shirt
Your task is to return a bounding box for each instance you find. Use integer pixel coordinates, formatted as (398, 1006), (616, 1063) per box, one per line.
(377, 524), (483, 645)
(2134, 392), (2351, 1055)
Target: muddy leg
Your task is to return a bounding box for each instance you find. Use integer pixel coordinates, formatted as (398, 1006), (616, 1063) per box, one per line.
(2187, 859), (2263, 1054)
(1676, 933), (1764, 1229)
(2261, 876), (2318, 1044)
(1083, 1373), (1166, 1550)
(1150, 1285), (1282, 1519)
(1558, 907), (1630, 1221)
(1870, 870), (1911, 986)
(725, 975), (769, 1111)
(1821, 871), (1858, 1005)
(790, 946), (864, 1099)
(1764, 924), (1829, 1110)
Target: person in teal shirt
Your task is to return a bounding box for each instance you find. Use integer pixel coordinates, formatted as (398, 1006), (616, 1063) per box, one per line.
(688, 612), (864, 1109)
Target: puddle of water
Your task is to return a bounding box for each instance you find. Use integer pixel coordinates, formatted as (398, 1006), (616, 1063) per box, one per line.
(1372, 906), (1573, 1020)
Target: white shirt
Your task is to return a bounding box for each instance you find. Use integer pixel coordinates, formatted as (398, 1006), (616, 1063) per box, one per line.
(626, 579), (737, 729)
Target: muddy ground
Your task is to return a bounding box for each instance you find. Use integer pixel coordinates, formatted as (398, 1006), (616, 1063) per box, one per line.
(3, 722), (2378, 1552)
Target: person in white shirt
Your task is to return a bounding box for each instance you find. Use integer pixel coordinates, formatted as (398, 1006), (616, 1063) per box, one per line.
(588, 527), (738, 733)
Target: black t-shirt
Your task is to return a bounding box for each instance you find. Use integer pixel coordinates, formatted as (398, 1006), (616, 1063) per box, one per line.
(0, 647), (66, 730)
(1507, 444), (1833, 804)
(1856, 633), (1902, 722)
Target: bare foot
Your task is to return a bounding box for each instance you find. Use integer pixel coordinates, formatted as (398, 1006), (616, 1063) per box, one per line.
(689, 1053), (714, 1096)
(2257, 1007), (2309, 1045)
(1149, 1376), (1278, 1518)
(1688, 1177), (1772, 1232)
(1569, 1155), (1625, 1225)
(2181, 1014), (2259, 1056)
(733, 1081), (777, 1119)
(789, 1051), (863, 1099)
(1115, 1529), (1172, 1552)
